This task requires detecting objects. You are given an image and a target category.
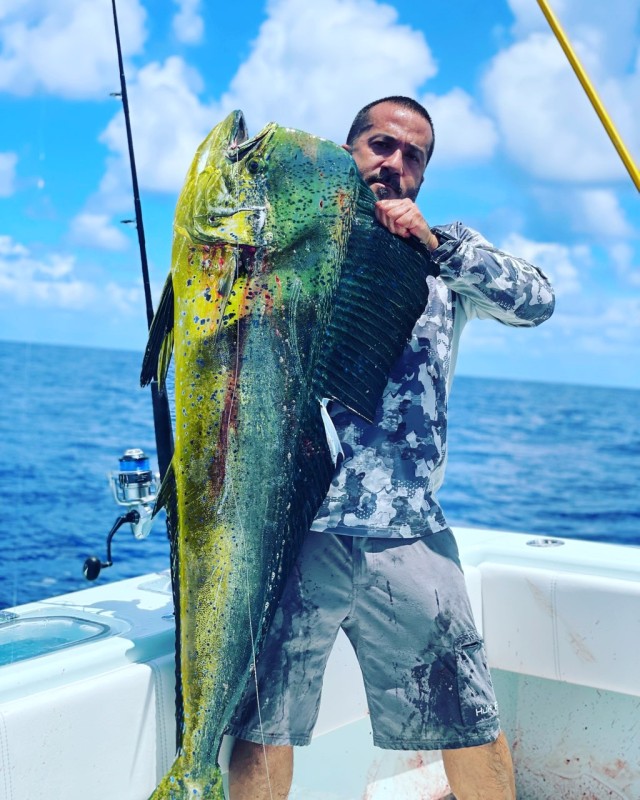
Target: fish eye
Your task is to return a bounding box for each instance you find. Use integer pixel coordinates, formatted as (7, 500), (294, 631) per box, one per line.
(247, 159), (261, 174)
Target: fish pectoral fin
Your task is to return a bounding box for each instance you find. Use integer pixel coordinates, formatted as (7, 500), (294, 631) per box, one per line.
(141, 273), (174, 389)
(320, 399), (344, 466)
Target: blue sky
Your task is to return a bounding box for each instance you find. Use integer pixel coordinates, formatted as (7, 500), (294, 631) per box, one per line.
(0, 0), (638, 388)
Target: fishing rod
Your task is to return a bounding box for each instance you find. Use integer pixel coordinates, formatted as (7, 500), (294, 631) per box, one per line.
(537, 0), (640, 191)
(110, 0), (174, 478)
(109, 3), (183, 750)
(83, 2), (176, 581)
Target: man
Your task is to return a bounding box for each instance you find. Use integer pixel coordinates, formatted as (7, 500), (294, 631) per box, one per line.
(226, 96), (555, 799)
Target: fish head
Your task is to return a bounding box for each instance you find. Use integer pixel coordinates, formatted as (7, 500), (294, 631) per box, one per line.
(176, 110), (276, 248)
(176, 111), (359, 254)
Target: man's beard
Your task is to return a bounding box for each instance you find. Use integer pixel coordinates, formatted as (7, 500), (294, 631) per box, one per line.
(368, 169), (401, 198)
(367, 169), (418, 201)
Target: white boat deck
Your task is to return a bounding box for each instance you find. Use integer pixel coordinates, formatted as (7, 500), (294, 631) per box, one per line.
(0, 527), (638, 799)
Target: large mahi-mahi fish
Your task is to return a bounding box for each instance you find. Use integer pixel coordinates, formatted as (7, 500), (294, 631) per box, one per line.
(141, 110), (438, 798)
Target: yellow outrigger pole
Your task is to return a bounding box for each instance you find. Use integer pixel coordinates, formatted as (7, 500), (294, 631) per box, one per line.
(537, 0), (640, 191)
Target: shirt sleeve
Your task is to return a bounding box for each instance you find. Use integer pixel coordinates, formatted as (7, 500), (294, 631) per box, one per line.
(430, 221), (555, 327)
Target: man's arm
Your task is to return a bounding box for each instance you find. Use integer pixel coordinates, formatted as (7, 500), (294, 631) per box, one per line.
(430, 221), (555, 327)
(375, 199), (554, 328)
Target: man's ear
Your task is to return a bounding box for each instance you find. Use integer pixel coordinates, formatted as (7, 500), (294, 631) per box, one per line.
(341, 144), (352, 153)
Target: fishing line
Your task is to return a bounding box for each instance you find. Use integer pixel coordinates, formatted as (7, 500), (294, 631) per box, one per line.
(224, 139), (275, 800)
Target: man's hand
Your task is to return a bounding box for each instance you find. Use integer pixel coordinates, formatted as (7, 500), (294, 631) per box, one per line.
(375, 199), (439, 251)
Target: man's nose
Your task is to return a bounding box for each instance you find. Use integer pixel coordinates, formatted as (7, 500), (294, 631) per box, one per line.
(381, 147), (404, 173)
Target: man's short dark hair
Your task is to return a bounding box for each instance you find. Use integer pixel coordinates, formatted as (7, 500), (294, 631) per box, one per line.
(346, 96), (435, 165)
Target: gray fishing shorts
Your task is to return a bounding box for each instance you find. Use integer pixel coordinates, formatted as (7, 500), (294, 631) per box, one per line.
(227, 529), (501, 750)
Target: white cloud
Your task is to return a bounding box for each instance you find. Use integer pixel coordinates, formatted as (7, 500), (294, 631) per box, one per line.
(106, 281), (144, 314)
(609, 242), (640, 287)
(0, 0), (147, 99)
(99, 56), (214, 196)
(0, 235), (28, 257)
(505, 0), (558, 37)
(483, 34), (633, 183)
(459, 289), (640, 379)
(0, 234), (149, 320)
(69, 212), (130, 251)
(508, 0), (640, 74)
(94, 155), (138, 214)
(461, 288), (640, 377)
(598, 297), (640, 344)
(483, 0), (640, 184)
(94, 0), (442, 200)
(0, 236), (94, 309)
(215, 0), (437, 142)
(567, 189), (634, 238)
(557, 296), (640, 355)
(420, 89), (498, 164)
(172, 0), (204, 45)
(36, 255), (74, 279)
(532, 186), (634, 240)
(499, 233), (585, 297)
(0, 152), (17, 196)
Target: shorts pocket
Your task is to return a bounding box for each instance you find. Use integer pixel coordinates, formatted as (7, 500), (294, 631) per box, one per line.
(454, 631), (499, 727)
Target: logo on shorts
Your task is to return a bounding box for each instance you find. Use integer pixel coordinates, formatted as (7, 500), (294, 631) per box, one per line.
(475, 702), (498, 718)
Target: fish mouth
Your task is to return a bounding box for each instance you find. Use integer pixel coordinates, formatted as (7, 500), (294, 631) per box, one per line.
(206, 206), (265, 218)
(212, 109), (276, 157)
(225, 120), (277, 162)
(225, 110), (249, 150)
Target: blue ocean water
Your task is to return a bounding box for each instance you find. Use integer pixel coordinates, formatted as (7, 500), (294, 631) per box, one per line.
(0, 339), (638, 609)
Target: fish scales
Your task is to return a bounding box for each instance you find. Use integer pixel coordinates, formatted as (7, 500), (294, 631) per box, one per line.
(141, 111), (438, 798)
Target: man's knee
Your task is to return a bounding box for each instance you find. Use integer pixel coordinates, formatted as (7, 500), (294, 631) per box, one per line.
(230, 738), (293, 768)
(229, 739), (294, 800)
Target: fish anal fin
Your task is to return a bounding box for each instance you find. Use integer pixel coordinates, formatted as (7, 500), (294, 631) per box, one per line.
(158, 329), (174, 391)
(153, 458), (176, 518)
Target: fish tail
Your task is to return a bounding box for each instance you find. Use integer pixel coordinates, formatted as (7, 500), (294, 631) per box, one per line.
(148, 755), (225, 799)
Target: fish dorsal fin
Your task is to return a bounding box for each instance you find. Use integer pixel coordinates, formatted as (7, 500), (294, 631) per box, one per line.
(313, 186), (439, 423)
(141, 274), (174, 389)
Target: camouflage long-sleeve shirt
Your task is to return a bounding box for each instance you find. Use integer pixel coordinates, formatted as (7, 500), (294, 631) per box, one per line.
(311, 221), (555, 538)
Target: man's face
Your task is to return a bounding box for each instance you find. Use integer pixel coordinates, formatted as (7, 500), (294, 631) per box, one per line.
(345, 103), (432, 201)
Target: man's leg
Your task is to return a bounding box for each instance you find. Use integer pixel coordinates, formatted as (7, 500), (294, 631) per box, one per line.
(340, 531), (511, 800)
(441, 731), (516, 800)
(226, 533), (355, 799)
(228, 740), (293, 800)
